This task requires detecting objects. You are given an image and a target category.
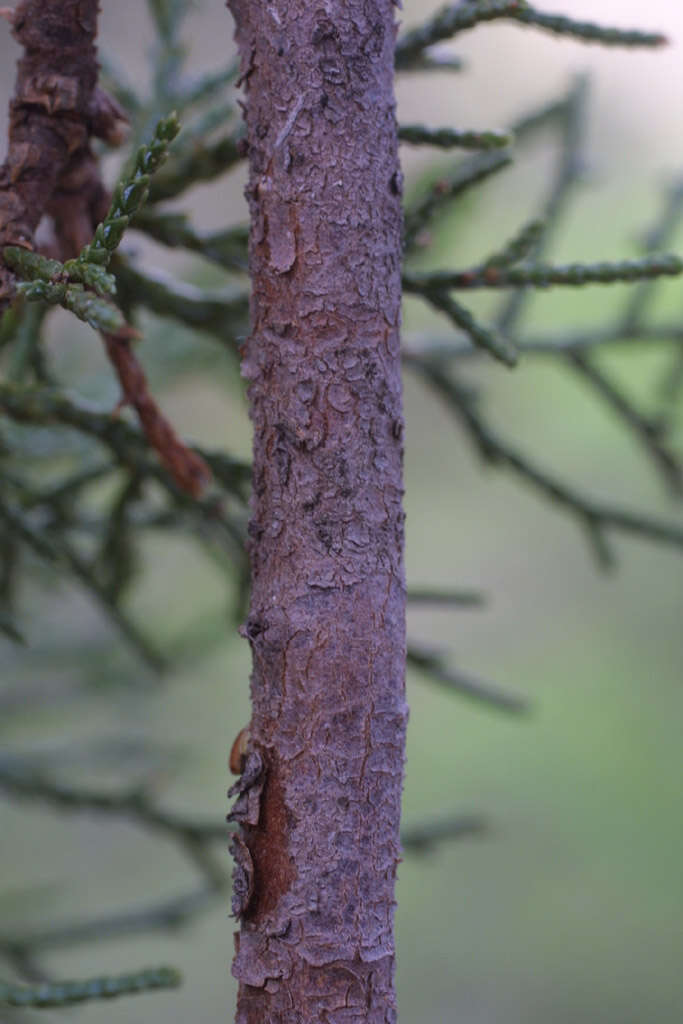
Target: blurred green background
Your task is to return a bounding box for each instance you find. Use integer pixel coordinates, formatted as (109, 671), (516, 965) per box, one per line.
(1, 1), (682, 1021)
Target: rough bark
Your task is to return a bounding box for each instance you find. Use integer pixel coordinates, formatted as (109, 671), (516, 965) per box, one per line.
(0, 0), (124, 310)
(226, 1), (407, 1021)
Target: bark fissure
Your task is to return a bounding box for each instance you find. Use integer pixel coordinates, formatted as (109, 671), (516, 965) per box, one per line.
(227, 1), (407, 1020)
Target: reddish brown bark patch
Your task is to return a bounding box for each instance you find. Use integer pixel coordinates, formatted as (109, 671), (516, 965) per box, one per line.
(103, 331), (211, 497)
(245, 753), (297, 921)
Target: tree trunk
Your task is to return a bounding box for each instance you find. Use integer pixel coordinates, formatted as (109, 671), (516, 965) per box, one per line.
(226, 1), (407, 1021)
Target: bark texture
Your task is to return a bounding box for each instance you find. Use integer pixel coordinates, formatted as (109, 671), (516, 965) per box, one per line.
(0, 0), (124, 310)
(227, 1), (407, 1021)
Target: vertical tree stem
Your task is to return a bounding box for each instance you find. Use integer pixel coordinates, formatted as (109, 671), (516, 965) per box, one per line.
(226, 1), (407, 1021)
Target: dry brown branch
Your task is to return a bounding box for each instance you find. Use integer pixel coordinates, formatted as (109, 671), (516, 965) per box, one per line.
(102, 329), (211, 497)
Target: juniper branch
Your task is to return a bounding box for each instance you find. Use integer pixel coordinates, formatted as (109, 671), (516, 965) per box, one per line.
(0, 611), (24, 645)
(619, 180), (683, 428)
(75, 112), (181, 271)
(101, 329), (212, 498)
(403, 321), (683, 361)
(0, 762), (230, 890)
(409, 288), (518, 366)
(2, 248), (123, 331)
(98, 51), (143, 116)
(622, 196), (683, 333)
(405, 356), (683, 563)
(0, 967), (181, 1008)
(0, 944), (47, 986)
(0, 384), (249, 611)
(483, 219), (546, 269)
(4, 301), (47, 383)
(148, 0), (186, 107)
(395, 1), (666, 69)
(0, 381), (251, 498)
(95, 473), (143, 601)
(568, 350), (682, 495)
(404, 149), (512, 250)
(24, 464), (116, 508)
(131, 210), (248, 273)
(497, 75), (588, 333)
(407, 587), (486, 608)
(401, 814), (490, 852)
(147, 131), (244, 203)
(395, 49), (464, 73)
(398, 124), (512, 151)
(655, 348), (683, 436)
(5, 107), (167, 312)
(1, 251), (214, 495)
(511, 91), (576, 143)
(0, 764), (227, 845)
(0, 494), (166, 671)
(114, 259), (248, 343)
(0, 886), (222, 956)
(146, 0), (185, 45)
(514, 7), (667, 48)
(180, 60), (239, 108)
(405, 254), (683, 292)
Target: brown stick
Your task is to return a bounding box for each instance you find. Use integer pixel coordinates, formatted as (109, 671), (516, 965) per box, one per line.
(227, 1), (407, 1020)
(0, 0), (126, 307)
(103, 330), (211, 498)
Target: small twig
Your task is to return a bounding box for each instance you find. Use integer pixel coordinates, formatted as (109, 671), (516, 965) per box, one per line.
(0, 765), (227, 843)
(407, 643), (530, 714)
(95, 472), (143, 601)
(147, 131), (244, 203)
(0, 494), (166, 671)
(401, 814), (490, 853)
(497, 76), (589, 334)
(482, 219), (546, 269)
(655, 347), (683, 436)
(403, 321), (683, 361)
(0, 381), (251, 498)
(398, 124), (512, 151)
(395, 48), (464, 73)
(0, 611), (25, 645)
(0, 885), (223, 955)
(404, 149), (512, 250)
(0, 764), (229, 885)
(405, 356), (683, 564)
(568, 349), (682, 495)
(395, 1), (666, 69)
(178, 60), (239, 108)
(622, 179), (683, 333)
(407, 587), (486, 608)
(408, 288), (518, 366)
(131, 211), (248, 273)
(103, 330), (211, 498)
(114, 258), (248, 344)
(405, 254), (683, 292)
(0, 966), (181, 1008)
